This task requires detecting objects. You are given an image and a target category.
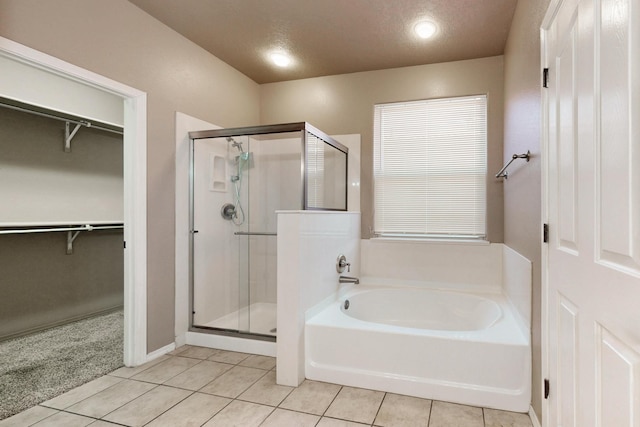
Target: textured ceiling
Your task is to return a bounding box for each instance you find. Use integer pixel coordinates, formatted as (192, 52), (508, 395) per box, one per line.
(128, 0), (518, 84)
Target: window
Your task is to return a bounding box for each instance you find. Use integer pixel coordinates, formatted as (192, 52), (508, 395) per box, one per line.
(373, 95), (487, 239)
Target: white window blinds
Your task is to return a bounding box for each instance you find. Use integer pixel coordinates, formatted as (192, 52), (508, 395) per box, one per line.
(373, 95), (487, 239)
(306, 132), (325, 207)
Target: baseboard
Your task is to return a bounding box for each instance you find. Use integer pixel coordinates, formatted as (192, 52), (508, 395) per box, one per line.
(0, 305), (124, 343)
(175, 332), (186, 349)
(529, 405), (541, 427)
(186, 331), (276, 356)
(146, 342), (176, 362)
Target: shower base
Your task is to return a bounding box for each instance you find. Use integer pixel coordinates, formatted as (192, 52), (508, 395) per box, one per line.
(202, 302), (277, 337)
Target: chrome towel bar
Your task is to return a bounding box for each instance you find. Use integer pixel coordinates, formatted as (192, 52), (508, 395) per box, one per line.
(495, 151), (530, 179)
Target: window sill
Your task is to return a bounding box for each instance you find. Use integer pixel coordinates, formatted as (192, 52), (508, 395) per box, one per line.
(369, 236), (490, 246)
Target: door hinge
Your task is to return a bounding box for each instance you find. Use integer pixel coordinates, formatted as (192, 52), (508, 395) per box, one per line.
(544, 378), (550, 399)
(543, 223), (549, 243)
(543, 68), (549, 88)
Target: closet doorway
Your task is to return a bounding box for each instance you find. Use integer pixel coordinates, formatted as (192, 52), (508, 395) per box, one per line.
(0, 36), (147, 417)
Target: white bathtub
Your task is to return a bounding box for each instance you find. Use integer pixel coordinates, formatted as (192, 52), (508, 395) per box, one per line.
(305, 285), (531, 412)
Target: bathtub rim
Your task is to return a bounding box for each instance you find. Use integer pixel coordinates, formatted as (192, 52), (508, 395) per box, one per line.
(339, 286), (504, 332)
(307, 284), (530, 346)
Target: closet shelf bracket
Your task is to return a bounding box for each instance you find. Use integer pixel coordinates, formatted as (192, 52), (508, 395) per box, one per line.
(67, 230), (83, 254)
(65, 121), (91, 152)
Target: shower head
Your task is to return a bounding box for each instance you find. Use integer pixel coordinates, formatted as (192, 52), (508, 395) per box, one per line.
(236, 152), (254, 170)
(226, 136), (244, 153)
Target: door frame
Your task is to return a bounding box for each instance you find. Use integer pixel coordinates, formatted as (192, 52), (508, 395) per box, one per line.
(0, 36), (148, 366)
(541, 1), (568, 426)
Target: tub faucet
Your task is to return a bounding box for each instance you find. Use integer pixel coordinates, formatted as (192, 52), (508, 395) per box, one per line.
(339, 275), (360, 284)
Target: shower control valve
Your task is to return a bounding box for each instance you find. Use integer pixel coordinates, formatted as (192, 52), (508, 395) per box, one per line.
(336, 254), (351, 273)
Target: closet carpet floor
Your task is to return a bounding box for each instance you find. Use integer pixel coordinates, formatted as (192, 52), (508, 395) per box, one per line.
(0, 309), (124, 420)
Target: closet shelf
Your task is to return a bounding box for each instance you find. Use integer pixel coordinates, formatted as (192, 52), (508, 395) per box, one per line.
(0, 99), (123, 153)
(0, 223), (124, 254)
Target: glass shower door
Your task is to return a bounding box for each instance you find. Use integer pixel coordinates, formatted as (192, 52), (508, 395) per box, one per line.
(191, 135), (248, 333)
(189, 123), (347, 340)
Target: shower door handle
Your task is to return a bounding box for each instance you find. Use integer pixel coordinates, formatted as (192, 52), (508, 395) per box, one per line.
(233, 231), (277, 236)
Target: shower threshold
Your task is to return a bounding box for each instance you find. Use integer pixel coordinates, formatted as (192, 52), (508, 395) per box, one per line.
(201, 302), (277, 337)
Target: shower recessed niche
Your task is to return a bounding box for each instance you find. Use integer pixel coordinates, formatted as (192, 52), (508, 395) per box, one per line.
(209, 153), (227, 192)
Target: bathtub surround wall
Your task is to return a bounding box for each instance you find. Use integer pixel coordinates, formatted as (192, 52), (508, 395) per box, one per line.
(360, 240), (531, 334)
(361, 240), (502, 292)
(276, 211), (361, 386)
(502, 245), (533, 335)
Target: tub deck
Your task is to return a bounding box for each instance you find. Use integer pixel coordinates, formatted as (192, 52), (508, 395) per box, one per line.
(305, 286), (531, 412)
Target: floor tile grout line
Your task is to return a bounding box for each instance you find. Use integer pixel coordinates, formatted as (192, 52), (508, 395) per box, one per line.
(33, 406), (127, 427)
(132, 387), (197, 427)
(71, 382), (164, 423)
(219, 364), (271, 400)
(11, 347), (529, 426)
(314, 383), (345, 424)
(192, 395), (234, 427)
(370, 392), (387, 426)
(39, 376), (138, 415)
(256, 405), (278, 427)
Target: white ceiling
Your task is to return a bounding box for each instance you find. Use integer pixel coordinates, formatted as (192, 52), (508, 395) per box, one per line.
(128, 0), (518, 84)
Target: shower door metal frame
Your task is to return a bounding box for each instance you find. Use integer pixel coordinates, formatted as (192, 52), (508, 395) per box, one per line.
(190, 122), (349, 212)
(188, 122), (348, 341)
(188, 136), (274, 341)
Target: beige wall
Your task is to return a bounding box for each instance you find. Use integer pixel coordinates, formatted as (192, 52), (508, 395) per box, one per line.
(503, 0), (551, 419)
(0, 0), (261, 352)
(260, 56), (505, 242)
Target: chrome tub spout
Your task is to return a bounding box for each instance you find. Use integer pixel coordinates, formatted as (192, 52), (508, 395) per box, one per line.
(339, 276), (360, 284)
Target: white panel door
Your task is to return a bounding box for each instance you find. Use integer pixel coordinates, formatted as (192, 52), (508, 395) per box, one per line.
(544, 0), (640, 426)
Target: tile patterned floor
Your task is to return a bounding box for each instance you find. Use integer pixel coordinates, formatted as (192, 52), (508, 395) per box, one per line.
(0, 345), (533, 427)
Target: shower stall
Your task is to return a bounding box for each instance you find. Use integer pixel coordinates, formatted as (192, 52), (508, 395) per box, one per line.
(188, 122), (348, 341)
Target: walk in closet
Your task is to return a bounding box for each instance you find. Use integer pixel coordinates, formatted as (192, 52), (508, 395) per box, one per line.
(0, 99), (124, 341)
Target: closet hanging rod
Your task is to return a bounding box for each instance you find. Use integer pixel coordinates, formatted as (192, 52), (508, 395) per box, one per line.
(0, 223), (124, 235)
(0, 101), (123, 136)
(495, 151), (530, 179)
(0, 223), (124, 254)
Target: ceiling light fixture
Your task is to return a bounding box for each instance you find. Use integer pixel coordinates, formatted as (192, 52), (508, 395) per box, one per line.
(270, 52), (292, 68)
(414, 21), (437, 39)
